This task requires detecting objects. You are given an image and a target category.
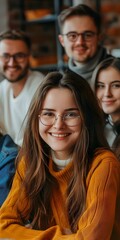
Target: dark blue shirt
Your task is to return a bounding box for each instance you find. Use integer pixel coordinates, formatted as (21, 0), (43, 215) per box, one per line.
(0, 134), (19, 206)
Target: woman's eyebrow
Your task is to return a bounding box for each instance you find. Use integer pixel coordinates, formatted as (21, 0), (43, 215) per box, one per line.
(97, 80), (120, 84)
(41, 108), (55, 111)
(65, 108), (79, 111)
(41, 108), (79, 111)
(111, 80), (120, 83)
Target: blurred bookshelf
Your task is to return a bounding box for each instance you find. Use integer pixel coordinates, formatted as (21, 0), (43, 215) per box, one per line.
(7, 0), (120, 74)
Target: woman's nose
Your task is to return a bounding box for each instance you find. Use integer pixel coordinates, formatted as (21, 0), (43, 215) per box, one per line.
(53, 116), (64, 128)
(104, 86), (112, 97)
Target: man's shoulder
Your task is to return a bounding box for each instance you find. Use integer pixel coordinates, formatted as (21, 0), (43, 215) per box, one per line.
(0, 79), (9, 87)
(23, 71), (44, 98)
(28, 70), (44, 81)
(0, 79), (10, 96)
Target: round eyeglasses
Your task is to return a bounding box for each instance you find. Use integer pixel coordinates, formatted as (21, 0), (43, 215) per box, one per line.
(38, 111), (81, 127)
(0, 52), (29, 63)
(62, 31), (97, 42)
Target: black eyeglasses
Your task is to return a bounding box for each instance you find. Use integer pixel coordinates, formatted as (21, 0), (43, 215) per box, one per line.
(62, 31), (97, 42)
(0, 52), (29, 63)
(38, 111), (81, 127)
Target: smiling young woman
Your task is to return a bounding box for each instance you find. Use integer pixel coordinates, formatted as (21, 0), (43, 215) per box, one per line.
(91, 57), (120, 160)
(0, 70), (120, 240)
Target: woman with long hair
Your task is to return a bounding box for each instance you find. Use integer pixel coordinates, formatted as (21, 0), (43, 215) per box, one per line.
(0, 71), (120, 239)
(91, 57), (120, 160)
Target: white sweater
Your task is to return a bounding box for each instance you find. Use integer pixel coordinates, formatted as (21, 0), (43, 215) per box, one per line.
(0, 70), (44, 146)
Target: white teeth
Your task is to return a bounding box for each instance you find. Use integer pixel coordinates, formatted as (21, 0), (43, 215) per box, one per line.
(51, 133), (68, 137)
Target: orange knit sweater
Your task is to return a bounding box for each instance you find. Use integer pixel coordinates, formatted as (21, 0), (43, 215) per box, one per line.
(0, 150), (120, 240)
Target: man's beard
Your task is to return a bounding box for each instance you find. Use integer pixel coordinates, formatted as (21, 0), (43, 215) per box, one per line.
(2, 64), (29, 83)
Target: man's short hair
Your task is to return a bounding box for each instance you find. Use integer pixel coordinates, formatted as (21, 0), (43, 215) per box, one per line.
(0, 29), (31, 50)
(58, 4), (101, 34)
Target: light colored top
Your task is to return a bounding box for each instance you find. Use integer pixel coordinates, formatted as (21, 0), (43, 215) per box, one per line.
(0, 150), (120, 240)
(51, 150), (72, 170)
(0, 70), (44, 146)
(105, 123), (117, 147)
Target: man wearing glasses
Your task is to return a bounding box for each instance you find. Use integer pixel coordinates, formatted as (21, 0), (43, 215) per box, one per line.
(0, 30), (44, 146)
(58, 4), (112, 85)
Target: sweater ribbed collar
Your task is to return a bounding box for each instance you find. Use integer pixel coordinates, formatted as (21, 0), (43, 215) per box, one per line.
(51, 150), (72, 170)
(49, 157), (73, 184)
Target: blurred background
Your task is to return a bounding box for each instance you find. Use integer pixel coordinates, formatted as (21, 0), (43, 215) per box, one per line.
(0, 0), (120, 75)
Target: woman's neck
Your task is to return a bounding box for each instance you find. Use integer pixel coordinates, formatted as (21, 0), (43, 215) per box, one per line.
(109, 113), (120, 123)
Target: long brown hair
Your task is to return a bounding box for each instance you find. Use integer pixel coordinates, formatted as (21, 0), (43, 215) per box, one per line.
(17, 70), (109, 232)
